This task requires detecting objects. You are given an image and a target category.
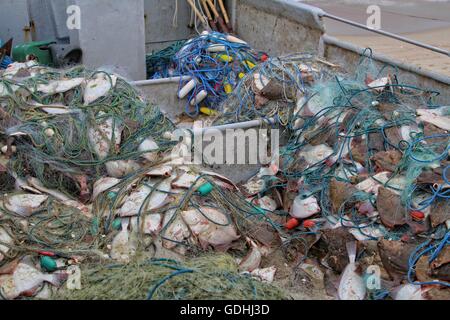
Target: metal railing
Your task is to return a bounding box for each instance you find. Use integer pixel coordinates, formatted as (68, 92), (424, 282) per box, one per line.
(319, 12), (450, 57)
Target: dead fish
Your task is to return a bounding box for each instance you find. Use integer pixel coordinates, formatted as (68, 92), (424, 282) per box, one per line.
(249, 266), (277, 283)
(84, 74), (118, 105)
(372, 150), (403, 172)
(181, 207), (240, 251)
(329, 179), (357, 213)
(257, 163), (279, 178)
(146, 166), (172, 177)
(0, 256), (67, 300)
(242, 178), (265, 196)
(298, 263), (325, 289)
(348, 223), (385, 241)
(26, 177), (91, 217)
(305, 93), (329, 116)
(28, 101), (75, 115)
(356, 172), (407, 196)
(430, 246), (450, 270)
(367, 76), (391, 92)
(0, 82), (19, 97)
(357, 201), (376, 216)
(290, 195), (320, 219)
(429, 263), (450, 282)
(377, 187), (407, 229)
(391, 284), (425, 300)
(400, 125), (419, 143)
(0, 227), (14, 263)
(110, 218), (135, 262)
(162, 209), (191, 250)
(3, 194), (48, 217)
(172, 171), (200, 189)
(92, 177), (121, 200)
(138, 137), (159, 162)
(37, 78), (84, 94)
(66, 265), (82, 291)
(105, 160), (140, 178)
(322, 227), (356, 273)
(338, 242), (366, 300)
(119, 177), (172, 217)
(142, 213), (163, 235)
(2, 61), (38, 78)
(430, 199), (450, 228)
(239, 240), (262, 272)
(34, 283), (53, 300)
(200, 170), (239, 190)
(298, 144), (334, 168)
(253, 73), (270, 92)
(14, 176), (42, 194)
(88, 115), (122, 160)
(417, 108), (450, 131)
(293, 94), (307, 130)
(378, 239), (416, 282)
(254, 196), (278, 212)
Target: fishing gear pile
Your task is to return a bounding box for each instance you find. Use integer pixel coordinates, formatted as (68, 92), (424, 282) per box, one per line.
(169, 32), (267, 117)
(146, 41), (187, 79)
(56, 254), (287, 300)
(215, 50), (450, 300)
(0, 44), (449, 301)
(0, 60), (286, 300)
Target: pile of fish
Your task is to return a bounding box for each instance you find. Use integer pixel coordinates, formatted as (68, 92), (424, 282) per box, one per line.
(0, 46), (449, 300)
(221, 53), (450, 300)
(0, 61), (283, 299)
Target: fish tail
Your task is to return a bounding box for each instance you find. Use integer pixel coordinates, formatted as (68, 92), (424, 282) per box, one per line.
(45, 272), (68, 287)
(346, 241), (357, 264)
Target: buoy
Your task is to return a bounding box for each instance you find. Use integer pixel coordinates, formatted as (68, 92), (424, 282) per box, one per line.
(224, 83), (233, 94)
(178, 79), (197, 99)
(112, 218), (122, 230)
(260, 53), (269, 62)
(198, 182), (213, 196)
(218, 54), (233, 63)
(410, 210), (425, 222)
(245, 60), (256, 69)
(206, 45), (226, 53)
(200, 107), (218, 116)
(40, 256), (57, 272)
(285, 218), (300, 230)
(190, 90), (208, 106)
(303, 220), (316, 229)
(44, 128), (55, 137)
(226, 35), (247, 45)
(107, 191), (118, 200)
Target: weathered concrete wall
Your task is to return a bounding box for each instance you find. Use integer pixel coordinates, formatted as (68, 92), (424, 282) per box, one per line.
(72, 0), (146, 80)
(234, 0), (325, 56)
(0, 0), (30, 45)
(231, 0), (449, 103)
(144, 0), (194, 53)
(323, 35), (450, 104)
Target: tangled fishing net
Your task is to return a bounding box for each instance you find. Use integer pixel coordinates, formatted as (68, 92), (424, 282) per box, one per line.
(0, 36), (449, 300)
(0, 62), (175, 201)
(56, 254), (287, 300)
